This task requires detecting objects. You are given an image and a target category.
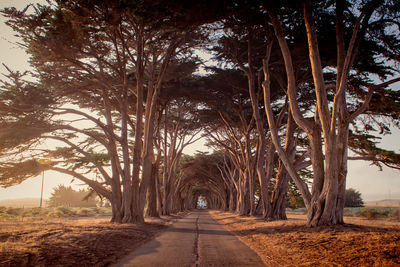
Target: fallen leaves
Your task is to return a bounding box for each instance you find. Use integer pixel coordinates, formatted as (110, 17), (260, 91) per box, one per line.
(210, 211), (400, 267)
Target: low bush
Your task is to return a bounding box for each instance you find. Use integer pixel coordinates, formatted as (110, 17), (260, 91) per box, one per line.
(48, 206), (77, 218)
(344, 207), (362, 217)
(390, 208), (400, 220)
(76, 208), (96, 217)
(29, 207), (43, 216)
(0, 206), (112, 220)
(359, 207), (390, 219)
(97, 207), (112, 216)
(0, 213), (17, 220)
(5, 207), (24, 216)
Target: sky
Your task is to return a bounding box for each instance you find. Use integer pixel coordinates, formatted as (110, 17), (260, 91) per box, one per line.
(0, 0), (399, 202)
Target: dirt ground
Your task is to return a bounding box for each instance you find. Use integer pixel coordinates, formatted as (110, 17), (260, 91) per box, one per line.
(2, 211), (399, 266)
(209, 210), (400, 266)
(0, 215), (181, 267)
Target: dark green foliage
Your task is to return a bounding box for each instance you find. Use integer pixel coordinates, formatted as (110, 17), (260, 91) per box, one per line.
(0, 160), (42, 188)
(0, 70), (53, 152)
(349, 131), (400, 170)
(345, 188), (364, 207)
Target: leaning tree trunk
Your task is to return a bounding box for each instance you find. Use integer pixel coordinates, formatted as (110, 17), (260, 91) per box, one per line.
(270, 112), (296, 220)
(243, 26), (271, 217)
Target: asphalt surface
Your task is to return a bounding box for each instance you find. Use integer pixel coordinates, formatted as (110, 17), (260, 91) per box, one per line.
(113, 210), (265, 267)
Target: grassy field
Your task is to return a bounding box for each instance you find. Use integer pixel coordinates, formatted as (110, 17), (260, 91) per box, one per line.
(0, 206), (113, 221)
(1, 206), (399, 266)
(287, 206), (400, 220)
(0, 207), (185, 267)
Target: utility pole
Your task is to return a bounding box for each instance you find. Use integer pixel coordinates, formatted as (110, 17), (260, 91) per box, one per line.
(37, 156), (52, 208)
(40, 170), (44, 208)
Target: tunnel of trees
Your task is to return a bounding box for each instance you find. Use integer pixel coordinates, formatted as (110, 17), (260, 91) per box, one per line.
(1, 0), (400, 226)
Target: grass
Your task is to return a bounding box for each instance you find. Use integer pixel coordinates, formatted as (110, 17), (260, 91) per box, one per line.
(0, 206), (113, 221)
(288, 206), (400, 220)
(344, 206), (400, 220)
(0, 217), (171, 266)
(0, 211), (184, 266)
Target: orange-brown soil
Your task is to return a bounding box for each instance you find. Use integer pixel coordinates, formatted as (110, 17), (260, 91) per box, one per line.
(2, 211), (399, 266)
(210, 210), (400, 266)
(0, 216), (179, 267)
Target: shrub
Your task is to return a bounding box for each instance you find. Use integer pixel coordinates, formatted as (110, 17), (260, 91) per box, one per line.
(359, 208), (390, 219)
(390, 208), (400, 220)
(6, 207), (24, 216)
(344, 207), (362, 217)
(51, 206), (76, 217)
(76, 208), (96, 217)
(97, 207), (112, 216)
(29, 207), (43, 216)
(0, 213), (17, 220)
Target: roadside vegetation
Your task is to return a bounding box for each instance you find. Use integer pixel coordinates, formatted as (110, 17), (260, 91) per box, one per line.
(0, 216), (174, 266)
(0, 206), (112, 221)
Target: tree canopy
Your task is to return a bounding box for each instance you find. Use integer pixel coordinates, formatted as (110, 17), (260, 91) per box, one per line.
(1, 0), (400, 226)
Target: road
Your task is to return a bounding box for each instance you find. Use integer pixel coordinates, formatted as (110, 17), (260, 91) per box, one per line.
(114, 210), (265, 267)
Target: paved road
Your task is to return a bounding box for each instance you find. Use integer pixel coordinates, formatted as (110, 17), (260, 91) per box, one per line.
(114, 210), (265, 267)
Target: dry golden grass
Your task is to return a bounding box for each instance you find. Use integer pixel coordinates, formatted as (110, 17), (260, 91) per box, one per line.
(0, 216), (180, 267)
(209, 211), (400, 267)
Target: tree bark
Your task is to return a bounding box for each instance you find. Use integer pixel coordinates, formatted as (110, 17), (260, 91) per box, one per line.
(146, 161), (160, 217)
(270, 112), (296, 220)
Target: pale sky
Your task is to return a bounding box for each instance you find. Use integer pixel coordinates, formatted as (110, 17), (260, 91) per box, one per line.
(0, 0), (399, 202)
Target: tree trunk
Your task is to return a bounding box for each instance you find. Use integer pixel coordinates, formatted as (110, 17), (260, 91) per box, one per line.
(130, 24), (145, 224)
(270, 170), (290, 220)
(229, 187), (236, 211)
(270, 112), (296, 220)
(146, 162), (160, 217)
(335, 124), (348, 223)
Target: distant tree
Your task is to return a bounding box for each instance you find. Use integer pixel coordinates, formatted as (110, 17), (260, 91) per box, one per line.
(48, 185), (98, 208)
(286, 181), (305, 209)
(345, 188), (364, 207)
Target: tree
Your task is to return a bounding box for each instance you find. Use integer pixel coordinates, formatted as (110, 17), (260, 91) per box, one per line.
(1, 0), (202, 223)
(48, 185), (98, 207)
(264, 0), (400, 226)
(2, 0), (400, 227)
(207, 9), (313, 219)
(177, 152), (230, 211)
(345, 188), (364, 207)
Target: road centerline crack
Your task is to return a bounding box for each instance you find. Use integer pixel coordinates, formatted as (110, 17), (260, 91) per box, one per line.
(193, 215), (200, 267)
